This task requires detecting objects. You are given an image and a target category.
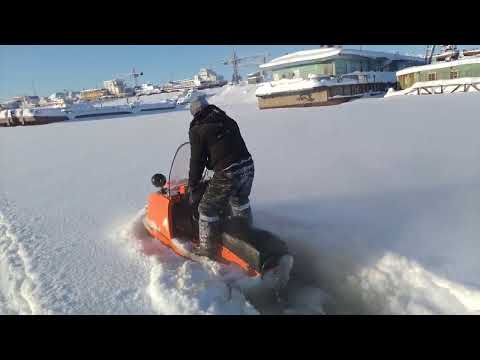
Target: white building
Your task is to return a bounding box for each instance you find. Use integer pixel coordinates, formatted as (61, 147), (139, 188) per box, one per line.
(20, 96), (40, 107)
(66, 91), (80, 100)
(163, 68), (227, 92)
(247, 71), (263, 84)
(103, 79), (126, 97)
(48, 92), (67, 101)
(39, 97), (51, 106)
(194, 68), (223, 83)
(163, 79), (197, 92)
(1, 99), (22, 109)
(135, 83), (162, 96)
(194, 68), (227, 89)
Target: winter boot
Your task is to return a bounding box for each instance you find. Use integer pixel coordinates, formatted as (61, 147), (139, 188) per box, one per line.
(193, 216), (221, 260)
(230, 201), (253, 227)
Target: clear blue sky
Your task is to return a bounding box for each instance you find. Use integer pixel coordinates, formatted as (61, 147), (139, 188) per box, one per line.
(0, 45), (476, 99)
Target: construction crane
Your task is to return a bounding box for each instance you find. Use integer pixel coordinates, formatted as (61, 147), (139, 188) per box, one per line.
(424, 45), (437, 64)
(114, 67), (144, 88)
(425, 45), (460, 64)
(223, 49), (269, 84)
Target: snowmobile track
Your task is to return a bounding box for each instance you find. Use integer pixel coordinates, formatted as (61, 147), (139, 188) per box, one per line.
(0, 199), (43, 314)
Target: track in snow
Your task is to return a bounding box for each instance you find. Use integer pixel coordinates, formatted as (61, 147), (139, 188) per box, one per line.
(116, 208), (330, 315)
(0, 199), (44, 314)
(116, 208), (258, 315)
(3, 89), (480, 314)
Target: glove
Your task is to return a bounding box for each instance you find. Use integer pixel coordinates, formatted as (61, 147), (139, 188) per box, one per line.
(188, 187), (202, 208)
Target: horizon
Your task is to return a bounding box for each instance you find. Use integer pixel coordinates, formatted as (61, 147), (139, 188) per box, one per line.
(1, 45), (478, 100)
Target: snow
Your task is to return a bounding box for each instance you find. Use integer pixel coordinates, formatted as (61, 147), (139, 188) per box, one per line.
(208, 84), (258, 105)
(1, 84), (480, 314)
(385, 77), (480, 97)
(118, 209), (258, 315)
(349, 253), (480, 314)
(256, 78), (324, 96)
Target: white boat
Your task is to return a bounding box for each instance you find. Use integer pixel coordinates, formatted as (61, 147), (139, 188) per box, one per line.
(134, 100), (177, 112)
(63, 102), (134, 119)
(1, 107), (68, 126)
(1, 99), (178, 127)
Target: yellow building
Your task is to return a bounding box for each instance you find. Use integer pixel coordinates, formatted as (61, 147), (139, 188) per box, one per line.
(80, 88), (108, 101)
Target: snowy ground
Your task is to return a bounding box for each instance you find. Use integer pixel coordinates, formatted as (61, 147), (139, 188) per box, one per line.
(1, 84), (480, 314)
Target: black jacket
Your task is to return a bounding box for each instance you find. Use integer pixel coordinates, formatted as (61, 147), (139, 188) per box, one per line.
(188, 105), (251, 190)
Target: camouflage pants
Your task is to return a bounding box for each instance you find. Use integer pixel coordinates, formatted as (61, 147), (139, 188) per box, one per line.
(198, 158), (254, 251)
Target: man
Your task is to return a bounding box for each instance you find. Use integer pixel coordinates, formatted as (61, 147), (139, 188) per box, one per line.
(188, 95), (254, 259)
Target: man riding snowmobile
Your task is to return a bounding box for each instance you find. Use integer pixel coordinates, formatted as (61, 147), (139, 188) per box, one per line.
(188, 95), (254, 259)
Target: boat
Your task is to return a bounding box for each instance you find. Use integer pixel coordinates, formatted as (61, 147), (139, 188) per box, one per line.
(0, 107), (68, 126)
(134, 100), (177, 112)
(64, 102), (134, 119)
(1, 98), (178, 127)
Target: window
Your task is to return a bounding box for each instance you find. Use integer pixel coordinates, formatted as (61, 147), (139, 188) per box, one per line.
(427, 72), (437, 81)
(450, 70), (459, 79)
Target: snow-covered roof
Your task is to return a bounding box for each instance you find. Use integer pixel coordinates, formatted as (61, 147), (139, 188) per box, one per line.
(260, 47), (424, 71)
(396, 56), (480, 76)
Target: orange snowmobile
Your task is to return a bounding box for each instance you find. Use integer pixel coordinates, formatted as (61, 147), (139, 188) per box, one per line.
(143, 142), (293, 291)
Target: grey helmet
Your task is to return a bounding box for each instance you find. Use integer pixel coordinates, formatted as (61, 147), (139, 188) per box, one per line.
(190, 94), (209, 116)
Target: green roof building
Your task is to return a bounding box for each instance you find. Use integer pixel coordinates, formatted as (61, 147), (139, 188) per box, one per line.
(260, 47), (423, 81)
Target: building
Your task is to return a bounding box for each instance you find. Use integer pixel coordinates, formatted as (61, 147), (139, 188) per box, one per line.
(135, 83), (162, 96)
(1, 99), (22, 109)
(80, 88), (109, 101)
(103, 79), (126, 97)
(47, 92), (74, 106)
(247, 71), (263, 84)
(46, 91), (79, 104)
(66, 91), (80, 100)
(18, 96), (40, 107)
(194, 68), (224, 84)
(162, 79), (197, 92)
(255, 46), (424, 109)
(123, 87), (135, 96)
(39, 97), (51, 106)
(196, 68), (228, 88)
(396, 58), (480, 89)
(48, 92), (66, 101)
(260, 46), (423, 81)
(162, 79), (194, 92)
(163, 68), (227, 92)
(393, 46), (480, 95)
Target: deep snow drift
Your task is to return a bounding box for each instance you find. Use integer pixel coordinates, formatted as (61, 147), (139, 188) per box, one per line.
(1, 84), (480, 314)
